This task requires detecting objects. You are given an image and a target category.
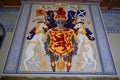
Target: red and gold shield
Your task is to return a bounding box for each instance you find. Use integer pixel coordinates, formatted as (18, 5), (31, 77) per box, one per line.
(48, 28), (74, 56)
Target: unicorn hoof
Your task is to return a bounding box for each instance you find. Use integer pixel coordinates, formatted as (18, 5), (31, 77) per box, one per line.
(37, 67), (41, 71)
(25, 70), (30, 73)
(74, 68), (79, 72)
(43, 67), (48, 71)
(80, 68), (84, 71)
(91, 70), (96, 73)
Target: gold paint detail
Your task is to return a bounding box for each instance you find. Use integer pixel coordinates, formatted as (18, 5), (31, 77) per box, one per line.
(35, 29), (44, 34)
(25, 70), (30, 73)
(77, 30), (86, 35)
(57, 58), (66, 71)
(74, 35), (79, 44)
(74, 48), (86, 72)
(74, 61), (81, 72)
(35, 47), (48, 71)
(35, 23), (44, 34)
(28, 41), (39, 44)
(91, 70), (96, 73)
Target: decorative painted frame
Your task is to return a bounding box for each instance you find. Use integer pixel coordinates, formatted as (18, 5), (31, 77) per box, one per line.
(102, 11), (120, 33)
(3, 2), (116, 75)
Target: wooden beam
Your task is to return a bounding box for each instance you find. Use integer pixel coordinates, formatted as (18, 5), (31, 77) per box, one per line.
(0, 0), (4, 8)
(107, 0), (116, 10)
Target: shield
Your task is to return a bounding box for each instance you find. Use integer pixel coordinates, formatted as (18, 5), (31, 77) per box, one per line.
(48, 28), (74, 56)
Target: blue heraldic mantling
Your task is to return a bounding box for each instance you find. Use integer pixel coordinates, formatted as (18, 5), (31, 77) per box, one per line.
(86, 28), (95, 41)
(64, 10), (76, 29)
(27, 27), (36, 40)
(47, 18), (57, 29)
(46, 10), (57, 29)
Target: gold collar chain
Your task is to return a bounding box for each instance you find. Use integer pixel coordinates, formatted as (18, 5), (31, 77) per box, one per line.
(77, 30), (86, 35)
(35, 29), (44, 34)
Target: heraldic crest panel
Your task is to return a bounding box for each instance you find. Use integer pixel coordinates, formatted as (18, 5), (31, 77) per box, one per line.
(3, 3), (116, 75)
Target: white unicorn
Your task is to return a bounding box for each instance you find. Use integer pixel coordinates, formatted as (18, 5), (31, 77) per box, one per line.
(74, 22), (97, 73)
(23, 22), (48, 73)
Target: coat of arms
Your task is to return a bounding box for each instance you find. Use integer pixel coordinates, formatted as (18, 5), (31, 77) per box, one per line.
(48, 28), (74, 56)
(23, 3), (97, 73)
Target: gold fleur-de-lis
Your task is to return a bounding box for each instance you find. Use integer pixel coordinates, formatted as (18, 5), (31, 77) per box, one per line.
(42, 5), (45, 9)
(76, 5), (81, 10)
(87, 21), (90, 25)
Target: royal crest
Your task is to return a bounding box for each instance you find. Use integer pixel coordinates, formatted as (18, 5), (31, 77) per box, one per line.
(48, 28), (74, 56)
(18, 3), (99, 73)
